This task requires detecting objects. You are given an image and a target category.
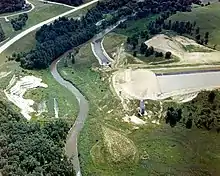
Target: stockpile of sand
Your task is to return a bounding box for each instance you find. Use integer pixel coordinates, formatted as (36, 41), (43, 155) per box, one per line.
(113, 69), (161, 100)
(145, 34), (220, 65)
(4, 75), (48, 120)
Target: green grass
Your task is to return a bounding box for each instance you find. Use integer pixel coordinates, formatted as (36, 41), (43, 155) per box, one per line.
(103, 32), (179, 66)
(57, 43), (138, 175)
(102, 32), (127, 58)
(168, 2), (220, 50)
(114, 15), (159, 36)
(57, 41), (220, 175)
(0, 0), (71, 40)
(23, 69), (78, 119)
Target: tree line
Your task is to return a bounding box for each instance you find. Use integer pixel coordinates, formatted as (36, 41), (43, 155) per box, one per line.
(11, 13), (28, 31)
(0, 100), (74, 176)
(0, 23), (5, 42)
(149, 16), (210, 45)
(16, 0), (201, 69)
(0, 0), (25, 14)
(48, 0), (83, 6)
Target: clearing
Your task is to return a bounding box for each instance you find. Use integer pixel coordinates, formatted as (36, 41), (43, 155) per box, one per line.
(145, 34), (220, 65)
(113, 68), (220, 101)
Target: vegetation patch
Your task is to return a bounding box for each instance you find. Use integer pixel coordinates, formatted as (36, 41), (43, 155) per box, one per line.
(168, 2), (220, 50)
(102, 126), (138, 163)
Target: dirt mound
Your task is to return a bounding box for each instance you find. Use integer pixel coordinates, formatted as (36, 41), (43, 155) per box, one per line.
(102, 126), (137, 163)
(145, 34), (220, 65)
(113, 69), (161, 100)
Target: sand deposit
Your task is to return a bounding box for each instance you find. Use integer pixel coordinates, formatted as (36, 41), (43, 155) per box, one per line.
(113, 69), (161, 100)
(145, 34), (220, 65)
(0, 71), (11, 79)
(112, 68), (220, 101)
(123, 115), (146, 125)
(4, 75), (48, 120)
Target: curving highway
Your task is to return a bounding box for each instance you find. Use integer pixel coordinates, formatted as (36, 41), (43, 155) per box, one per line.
(0, 0), (98, 55)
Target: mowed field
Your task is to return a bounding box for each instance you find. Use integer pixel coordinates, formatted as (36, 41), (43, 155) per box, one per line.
(168, 2), (220, 50)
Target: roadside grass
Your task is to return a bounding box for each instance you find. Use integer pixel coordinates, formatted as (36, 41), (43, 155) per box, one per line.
(0, 0), (71, 40)
(114, 15), (159, 36)
(168, 2), (220, 50)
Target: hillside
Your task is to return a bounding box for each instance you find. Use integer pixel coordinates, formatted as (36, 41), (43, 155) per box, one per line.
(0, 0), (25, 14)
(168, 2), (220, 50)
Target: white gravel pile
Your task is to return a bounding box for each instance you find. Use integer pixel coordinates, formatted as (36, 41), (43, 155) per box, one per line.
(5, 75), (48, 120)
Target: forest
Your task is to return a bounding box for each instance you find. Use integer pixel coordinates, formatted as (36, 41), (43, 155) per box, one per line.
(0, 0), (25, 14)
(48, 0), (84, 6)
(0, 24), (5, 42)
(19, 0), (201, 69)
(0, 100), (74, 175)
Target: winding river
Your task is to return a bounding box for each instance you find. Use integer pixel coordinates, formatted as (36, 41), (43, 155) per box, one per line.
(50, 58), (89, 176)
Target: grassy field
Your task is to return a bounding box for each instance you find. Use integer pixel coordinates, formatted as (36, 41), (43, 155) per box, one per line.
(0, 0), (71, 41)
(57, 40), (220, 175)
(168, 2), (220, 50)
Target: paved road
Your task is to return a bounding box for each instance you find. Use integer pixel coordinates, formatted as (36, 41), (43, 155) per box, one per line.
(0, 0), (98, 55)
(92, 39), (110, 65)
(50, 58), (88, 176)
(91, 18), (126, 65)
